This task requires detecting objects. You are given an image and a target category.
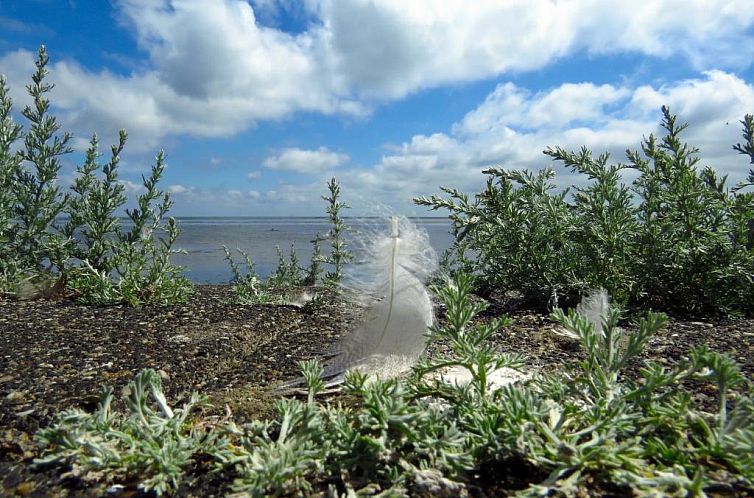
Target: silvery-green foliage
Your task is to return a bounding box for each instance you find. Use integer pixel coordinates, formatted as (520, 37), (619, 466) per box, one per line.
(628, 107), (753, 314)
(322, 177), (353, 286)
(63, 132), (127, 276)
(269, 243), (305, 288)
(223, 246), (287, 304)
(414, 273), (522, 400)
(6, 46), (71, 284)
(543, 300), (754, 495)
(417, 108), (754, 314)
(110, 152), (192, 305)
(544, 146), (639, 305)
(213, 361), (330, 496)
(416, 168), (580, 307)
(0, 75), (23, 289)
(35, 369), (210, 496)
(67, 148), (193, 306)
(303, 232), (325, 286)
(0, 46), (190, 305)
(733, 114), (754, 169)
(213, 359), (472, 496)
(34, 277), (754, 495)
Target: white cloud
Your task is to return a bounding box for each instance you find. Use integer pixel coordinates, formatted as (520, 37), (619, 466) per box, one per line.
(247, 171), (262, 180)
(262, 146), (349, 174)
(328, 71), (754, 214)
(316, 0), (754, 98)
(164, 70), (753, 216)
(2, 0), (753, 154)
(167, 184), (191, 194)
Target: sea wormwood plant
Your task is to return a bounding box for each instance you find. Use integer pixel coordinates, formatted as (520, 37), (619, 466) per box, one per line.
(62, 131), (127, 278)
(4, 46), (72, 290)
(302, 232), (325, 286)
(322, 177), (353, 286)
(35, 369), (211, 496)
(417, 108), (754, 315)
(416, 167), (580, 308)
(34, 276), (754, 496)
(222, 245), (283, 304)
(268, 243), (305, 288)
(628, 107), (754, 313)
(0, 45), (190, 305)
(0, 74), (23, 289)
(66, 148), (192, 306)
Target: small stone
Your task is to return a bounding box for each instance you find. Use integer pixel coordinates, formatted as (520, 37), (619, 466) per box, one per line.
(6, 391), (25, 402)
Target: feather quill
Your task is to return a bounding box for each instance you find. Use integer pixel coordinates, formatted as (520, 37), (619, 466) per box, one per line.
(322, 215), (438, 381)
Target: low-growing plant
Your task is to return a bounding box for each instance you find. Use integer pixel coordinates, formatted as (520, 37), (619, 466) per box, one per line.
(268, 243), (305, 288)
(417, 108), (754, 315)
(225, 178), (353, 305)
(414, 273), (524, 399)
(222, 245), (282, 304)
(302, 232), (325, 286)
(35, 369), (211, 496)
(34, 276), (754, 496)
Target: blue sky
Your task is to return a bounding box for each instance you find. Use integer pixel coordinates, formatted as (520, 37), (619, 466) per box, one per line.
(1, 0), (753, 216)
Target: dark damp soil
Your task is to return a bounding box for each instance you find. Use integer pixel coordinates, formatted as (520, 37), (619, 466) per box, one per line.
(1, 285), (753, 497)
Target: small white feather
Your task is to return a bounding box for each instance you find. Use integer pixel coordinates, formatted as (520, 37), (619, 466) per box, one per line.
(324, 215), (438, 380)
(576, 288), (610, 335)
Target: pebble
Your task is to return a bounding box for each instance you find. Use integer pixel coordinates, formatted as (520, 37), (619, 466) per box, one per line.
(6, 391), (25, 402)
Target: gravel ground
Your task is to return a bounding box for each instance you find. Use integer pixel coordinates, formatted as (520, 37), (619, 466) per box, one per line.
(1, 285), (752, 496)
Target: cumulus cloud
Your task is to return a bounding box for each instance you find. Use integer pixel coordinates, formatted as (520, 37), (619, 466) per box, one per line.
(316, 0), (754, 98)
(162, 71), (754, 216)
(167, 184), (191, 194)
(327, 71), (754, 214)
(2, 0), (753, 154)
(262, 146), (349, 174)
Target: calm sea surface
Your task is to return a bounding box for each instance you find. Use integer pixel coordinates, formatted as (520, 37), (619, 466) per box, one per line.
(171, 217), (454, 284)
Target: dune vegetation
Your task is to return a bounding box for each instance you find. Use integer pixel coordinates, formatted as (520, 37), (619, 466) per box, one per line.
(1, 46), (753, 497)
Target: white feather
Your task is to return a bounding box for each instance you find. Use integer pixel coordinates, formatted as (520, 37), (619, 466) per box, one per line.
(324, 215), (438, 380)
(576, 288), (610, 335)
(551, 288), (610, 340)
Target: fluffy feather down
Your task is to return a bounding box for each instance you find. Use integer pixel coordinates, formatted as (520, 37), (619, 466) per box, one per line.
(576, 288), (610, 335)
(323, 215), (438, 380)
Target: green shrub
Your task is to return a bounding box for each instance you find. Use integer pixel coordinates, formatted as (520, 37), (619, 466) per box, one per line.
(321, 177), (353, 286)
(35, 369), (210, 496)
(0, 45), (191, 305)
(223, 246), (283, 304)
(627, 108), (753, 313)
(268, 243), (305, 288)
(417, 107), (754, 314)
(225, 178), (351, 305)
(0, 75), (24, 289)
(0, 46), (71, 291)
(417, 168), (581, 308)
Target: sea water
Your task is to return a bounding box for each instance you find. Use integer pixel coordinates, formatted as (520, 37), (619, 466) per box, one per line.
(171, 217), (455, 284)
